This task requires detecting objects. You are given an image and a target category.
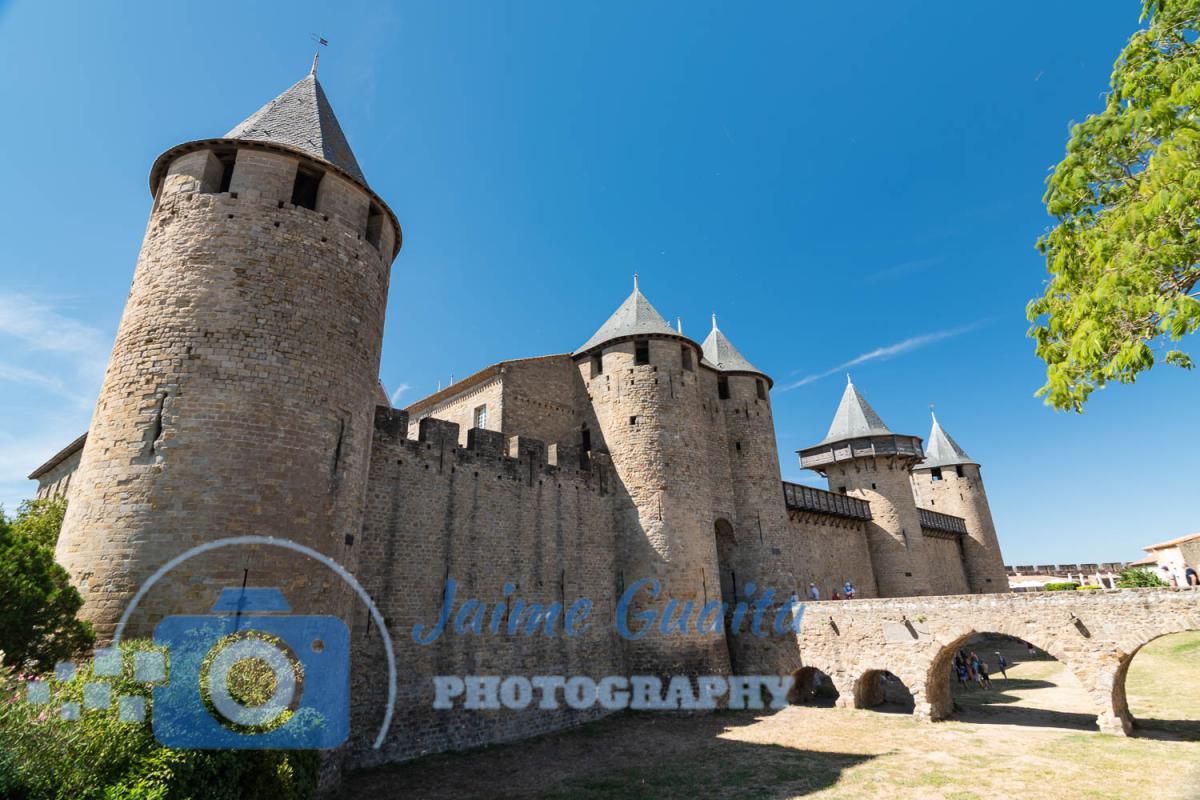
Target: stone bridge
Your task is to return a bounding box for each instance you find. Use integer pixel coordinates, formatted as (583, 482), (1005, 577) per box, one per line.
(795, 588), (1200, 734)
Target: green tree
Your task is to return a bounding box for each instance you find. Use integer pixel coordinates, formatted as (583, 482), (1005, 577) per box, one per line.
(1028, 0), (1200, 411)
(1116, 566), (1170, 587)
(10, 497), (67, 550)
(0, 525), (94, 672)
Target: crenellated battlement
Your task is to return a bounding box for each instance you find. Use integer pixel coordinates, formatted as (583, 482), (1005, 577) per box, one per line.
(371, 406), (609, 491)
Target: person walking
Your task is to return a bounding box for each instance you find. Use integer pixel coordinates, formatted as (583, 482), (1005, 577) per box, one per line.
(1186, 564), (1199, 587)
(994, 651), (1008, 680)
(977, 661), (992, 690)
(808, 582), (820, 601)
(843, 580), (855, 599)
(831, 590), (841, 600)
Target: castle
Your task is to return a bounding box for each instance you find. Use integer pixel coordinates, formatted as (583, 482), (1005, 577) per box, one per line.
(34, 64), (1008, 766)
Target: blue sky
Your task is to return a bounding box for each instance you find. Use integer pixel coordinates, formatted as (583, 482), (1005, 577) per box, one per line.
(0, 1), (1193, 564)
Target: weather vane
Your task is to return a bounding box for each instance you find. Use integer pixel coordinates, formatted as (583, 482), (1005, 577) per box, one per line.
(309, 34), (328, 75)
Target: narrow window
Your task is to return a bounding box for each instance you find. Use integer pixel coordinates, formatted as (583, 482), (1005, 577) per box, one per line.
(291, 166), (323, 210)
(681, 345), (693, 372)
(581, 426), (591, 452)
(955, 465), (966, 478)
(629, 415), (638, 426)
(931, 467), (943, 481)
(216, 152), (236, 193)
(473, 404), (488, 430)
(634, 339), (650, 366)
(365, 203), (384, 250)
(756, 378), (766, 400)
(591, 353), (603, 377)
(717, 375), (730, 399)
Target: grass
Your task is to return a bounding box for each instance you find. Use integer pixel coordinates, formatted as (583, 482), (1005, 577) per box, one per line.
(340, 632), (1200, 800)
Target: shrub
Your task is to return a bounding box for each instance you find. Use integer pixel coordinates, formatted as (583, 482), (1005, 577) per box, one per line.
(0, 640), (318, 800)
(1077, 585), (1102, 590)
(0, 526), (94, 672)
(1116, 567), (1169, 588)
(1044, 582), (1080, 592)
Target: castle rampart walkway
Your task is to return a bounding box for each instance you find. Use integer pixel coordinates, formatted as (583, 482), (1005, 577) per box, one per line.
(796, 588), (1200, 734)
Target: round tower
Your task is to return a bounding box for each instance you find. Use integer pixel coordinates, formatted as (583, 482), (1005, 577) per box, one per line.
(911, 413), (1009, 593)
(55, 62), (402, 640)
(574, 279), (729, 675)
(798, 378), (931, 597)
(701, 315), (795, 673)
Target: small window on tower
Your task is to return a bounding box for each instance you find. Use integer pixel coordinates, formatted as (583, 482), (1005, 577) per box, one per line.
(473, 404), (488, 430)
(955, 465), (966, 478)
(216, 152), (236, 194)
(930, 467), (943, 481)
(717, 375), (730, 399)
(291, 165), (323, 210)
(681, 345), (693, 371)
(581, 425), (591, 452)
(591, 353), (603, 377)
(635, 340), (650, 366)
(756, 379), (766, 400)
(365, 203), (384, 250)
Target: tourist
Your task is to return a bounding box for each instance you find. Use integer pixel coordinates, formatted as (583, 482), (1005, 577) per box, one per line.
(1186, 564), (1199, 587)
(831, 590), (841, 600)
(976, 661), (992, 689)
(843, 580), (855, 599)
(1162, 565), (1178, 587)
(808, 583), (820, 601)
(994, 651), (1008, 680)
(956, 663), (969, 688)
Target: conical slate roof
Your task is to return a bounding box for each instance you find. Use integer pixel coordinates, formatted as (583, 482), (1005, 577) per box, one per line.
(702, 315), (765, 376)
(225, 64), (366, 184)
(918, 413), (977, 469)
(575, 279), (681, 355)
(819, 378), (893, 444)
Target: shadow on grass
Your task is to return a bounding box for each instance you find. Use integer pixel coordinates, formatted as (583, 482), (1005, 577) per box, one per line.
(338, 711), (873, 800)
(952, 678), (1058, 707)
(1131, 718), (1200, 742)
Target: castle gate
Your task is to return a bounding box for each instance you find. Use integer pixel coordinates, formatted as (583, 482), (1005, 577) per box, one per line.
(796, 588), (1200, 734)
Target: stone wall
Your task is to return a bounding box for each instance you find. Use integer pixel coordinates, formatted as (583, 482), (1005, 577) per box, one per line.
(783, 512), (876, 600)
(922, 533), (970, 596)
(347, 408), (624, 768)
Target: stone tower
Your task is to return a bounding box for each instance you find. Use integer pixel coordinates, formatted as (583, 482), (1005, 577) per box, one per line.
(55, 62), (402, 639)
(911, 413), (1009, 593)
(573, 280), (729, 674)
(798, 379), (931, 596)
(700, 316), (793, 672)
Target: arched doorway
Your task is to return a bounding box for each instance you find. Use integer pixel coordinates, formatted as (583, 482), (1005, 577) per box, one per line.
(1119, 630), (1200, 740)
(853, 670), (914, 713)
(929, 633), (1097, 731)
(713, 519), (737, 669)
(787, 666), (840, 707)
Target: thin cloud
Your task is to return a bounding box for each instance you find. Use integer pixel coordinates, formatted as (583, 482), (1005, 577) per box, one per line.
(390, 383), (412, 405)
(0, 294), (110, 383)
(865, 256), (945, 283)
(780, 321), (989, 391)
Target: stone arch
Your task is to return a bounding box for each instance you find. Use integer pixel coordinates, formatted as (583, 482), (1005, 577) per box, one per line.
(1111, 624), (1200, 736)
(787, 665), (840, 706)
(853, 669), (915, 712)
(921, 626), (1092, 724)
